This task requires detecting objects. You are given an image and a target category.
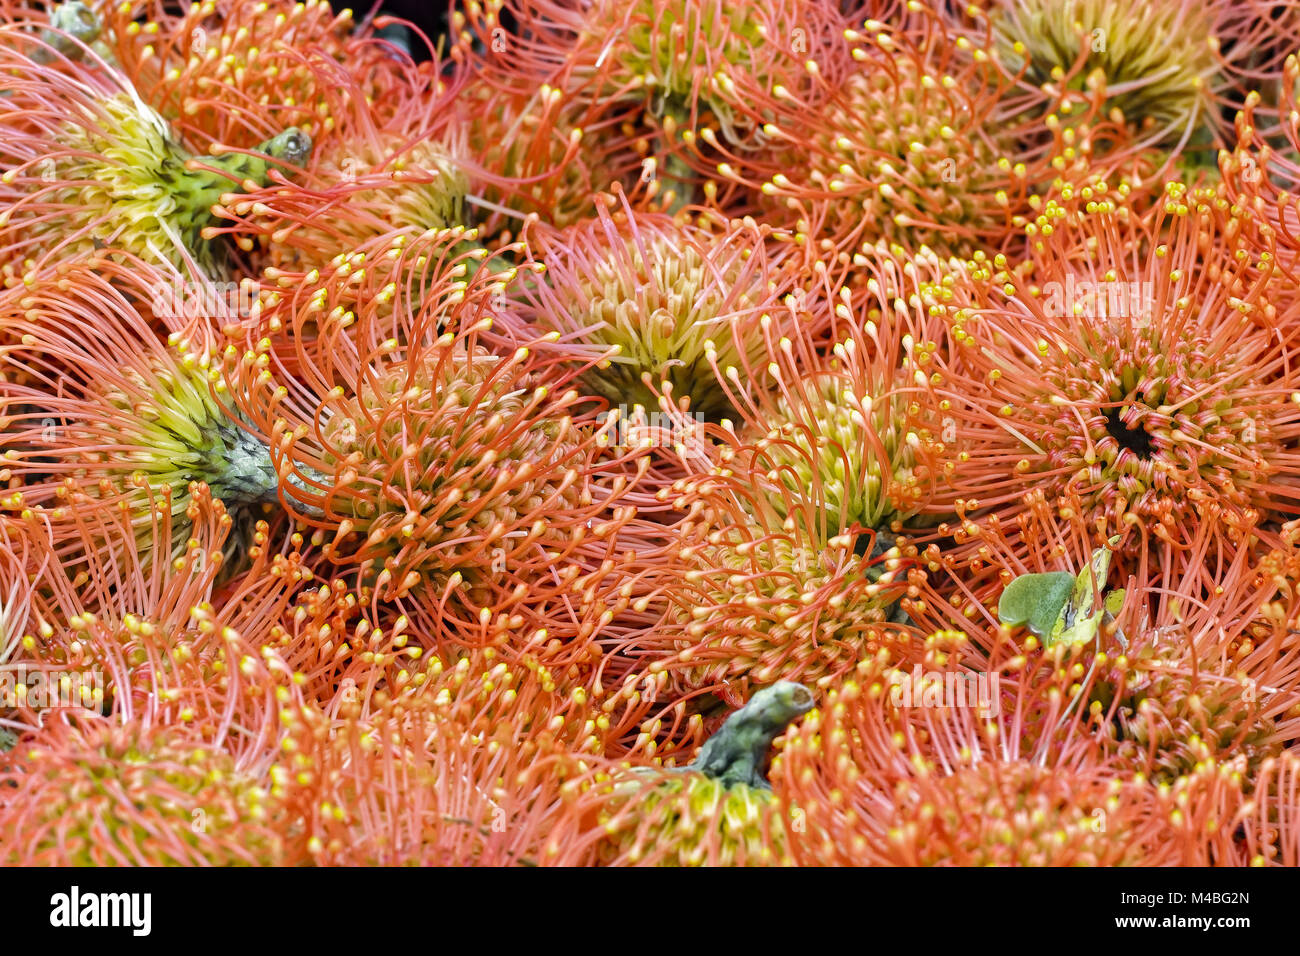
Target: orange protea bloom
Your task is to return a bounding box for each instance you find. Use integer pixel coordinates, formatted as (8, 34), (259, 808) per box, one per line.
(264, 571), (606, 733)
(94, 0), (404, 151)
(955, 0), (1300, 159)
(0, 257), (284, 566)
(949, 0), (1228, 155)
(228, 232), (648, 652)
(551, 681), (814, 866)
(242, 225), (511, 384)
(905, 489), (1217, 651)
(0, 17), (311, 277)
(1104, 644), (1288, 787)
(513, 191), (797, 421)
(0, 484), (321, 866)
(908, 495), (1299, 785)
(453, 12), (663, 231)
(0, 494), (324, 865)
(211, 53), (485, 271)
(908, 179), (1300, 579)
(713, 253), (952, 540)
(743, 361), (927, 539)
(1, 483), (312, 743)
(623, 412), (925, 702)
(452, 0), (849, 148)
(703, 3), (1104, 263)
(0, 715), (288, 866)
(1085, 537), (1300, 787)
(461, 70), (656, 233)
(770, 653), (1237, 865)
(0, 519), (34, 748)
(272, 642), (630, 866)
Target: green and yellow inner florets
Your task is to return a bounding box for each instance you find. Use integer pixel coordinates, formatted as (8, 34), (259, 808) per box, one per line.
(771, 56), (1012, 256)
(80, 351), (278, 519)
(597, 771), (787, 866)
(582, 0), (771, 134)
(990, 0), (1218, 143)
(557, 233), (764, 420)
(751, 374), (922, 537)
(9, 729), (281, 866)
(5, 92), (308, 272)
(322, 139), (468, 233)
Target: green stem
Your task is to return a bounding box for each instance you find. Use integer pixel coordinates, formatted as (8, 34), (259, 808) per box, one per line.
(687, 682), (814, 789)
(655, 102), (697, 215)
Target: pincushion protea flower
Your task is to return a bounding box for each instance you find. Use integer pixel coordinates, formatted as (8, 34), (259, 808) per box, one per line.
(95, 0), (402, 152)
(0, 490), (658, 865)
(770, 650), (1237, 865)
(274, 568), (710, 767)
(452, 9), (665, 231)
(0, 18), (311, 277)
(955, 0), (1226, 154)
(1106, 643), (1287, 786)
(0, 484), (326, 865)
(0, 715), (288, 865)
(983, 0), (1300, 155)
(716, 257), (950, 543)
(0, 483), (315, 745)
(0, 258), (285, 567)
(460, 71), (656, 233)
(703, 2), (1109, 263)
(1091, 536), (1299, 787)
(908, 179), (1300, 580)
(513, 190), (796, 421)
(244, 225), (509, 386)
(212, 53), (483, 270)
(552, 682), (813, 866)
(453, 0), (848, 147)
(907, 495), (1300, 783)
(749, 366), (925, 536)
(227, 232), (648, 652)
(225, 132), (471, 273)
(624, 415), (924, 701)
(2, 0), (1294, 872)
(272, 642), (630, 865)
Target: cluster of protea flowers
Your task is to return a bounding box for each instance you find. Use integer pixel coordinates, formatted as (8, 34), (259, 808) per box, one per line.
(2, 0), (1300, 869)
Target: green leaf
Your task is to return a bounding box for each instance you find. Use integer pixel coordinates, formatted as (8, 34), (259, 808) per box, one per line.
(998, 571), (1074, 638)
(1002, 539), (1126, 648)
